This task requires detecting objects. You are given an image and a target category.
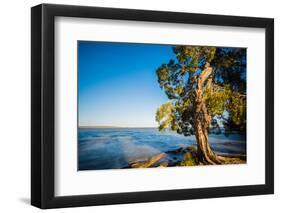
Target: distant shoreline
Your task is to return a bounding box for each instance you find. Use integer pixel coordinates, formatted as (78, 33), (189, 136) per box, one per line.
(78, 126), (245, 136)
(79, 126), (158, 129)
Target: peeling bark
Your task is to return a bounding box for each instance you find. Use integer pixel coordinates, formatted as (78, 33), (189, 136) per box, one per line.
(194, 63), (221, 165)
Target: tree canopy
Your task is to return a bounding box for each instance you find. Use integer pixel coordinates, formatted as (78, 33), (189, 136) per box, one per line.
(156, 46), (246, 136)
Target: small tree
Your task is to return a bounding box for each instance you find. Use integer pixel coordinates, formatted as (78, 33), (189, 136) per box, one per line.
(156, 46), (246, 164)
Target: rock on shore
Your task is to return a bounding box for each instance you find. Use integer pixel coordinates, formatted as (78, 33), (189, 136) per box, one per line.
(126, 145), (246, 168)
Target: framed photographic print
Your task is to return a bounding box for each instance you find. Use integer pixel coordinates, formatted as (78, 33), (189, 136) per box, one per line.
(31, 3), (274, 209)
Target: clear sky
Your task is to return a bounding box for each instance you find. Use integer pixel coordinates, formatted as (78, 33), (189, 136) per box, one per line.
(78, 41), (176, 127)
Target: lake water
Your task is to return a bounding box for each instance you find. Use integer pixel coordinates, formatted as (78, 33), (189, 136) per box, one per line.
(78, 128), (246, 170)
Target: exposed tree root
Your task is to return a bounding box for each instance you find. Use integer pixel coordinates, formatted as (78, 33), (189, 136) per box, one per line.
(199, 154), (246, 165)
(216, 155), (246, 164)
(186, 146), (246, 165)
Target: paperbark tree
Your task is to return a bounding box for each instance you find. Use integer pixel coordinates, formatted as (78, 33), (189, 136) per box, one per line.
(156, 46), (246, 164)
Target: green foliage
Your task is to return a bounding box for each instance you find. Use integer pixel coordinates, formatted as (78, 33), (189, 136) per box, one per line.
(155, 102), (175, 131)
(173, 46), (216, 65)
(203, 84), (232, 116)
(225, 94), (247, 132)
(179, 155), (197, 166)
(156, 60), (184, 99)
(179, 150), (198, 166)
(155, 45), (246, 136)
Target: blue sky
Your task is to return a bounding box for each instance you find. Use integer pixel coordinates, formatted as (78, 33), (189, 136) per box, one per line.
(78, 41), (176, 127)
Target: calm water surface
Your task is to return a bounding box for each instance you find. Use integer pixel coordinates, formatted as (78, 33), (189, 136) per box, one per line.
(78, 128), (246, 170)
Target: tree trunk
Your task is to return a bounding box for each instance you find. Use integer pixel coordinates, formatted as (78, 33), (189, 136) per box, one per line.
(194, 63), (221, 165)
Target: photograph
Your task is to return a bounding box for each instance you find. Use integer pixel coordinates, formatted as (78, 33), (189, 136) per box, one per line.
(78, 41), (247, 171)
(30, 3), (274, 209)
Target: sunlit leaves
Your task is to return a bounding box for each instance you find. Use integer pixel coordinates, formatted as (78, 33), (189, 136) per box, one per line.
(226, 94), (246, 131)
(155, 102), (175, 131)
(156, 65), (169, 86)
(203, 84), (232, 116)
(173, 46), (216, 67)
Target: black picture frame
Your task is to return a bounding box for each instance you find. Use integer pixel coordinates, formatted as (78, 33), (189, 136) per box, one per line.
(31, 3), (274, 209)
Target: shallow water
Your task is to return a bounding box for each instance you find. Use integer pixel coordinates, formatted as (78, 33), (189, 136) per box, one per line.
(78, 128), (246, 170)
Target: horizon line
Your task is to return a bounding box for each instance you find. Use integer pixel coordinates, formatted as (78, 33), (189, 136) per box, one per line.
(79, 125), (159, 129)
